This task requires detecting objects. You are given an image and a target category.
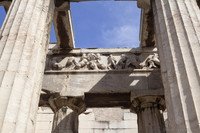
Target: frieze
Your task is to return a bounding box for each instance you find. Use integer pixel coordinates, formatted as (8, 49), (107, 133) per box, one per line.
(46, 52), (160, 71)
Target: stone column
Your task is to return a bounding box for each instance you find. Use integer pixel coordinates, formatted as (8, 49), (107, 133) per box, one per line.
(47, 96), (86, 133)
(52, 107), (79, 133)
(152, 0), (200, 132)
(0, 0), (54, 132)
(131, 96), (166, 133)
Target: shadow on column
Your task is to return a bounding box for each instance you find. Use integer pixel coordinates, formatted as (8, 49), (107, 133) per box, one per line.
(52, 107), (79, 133)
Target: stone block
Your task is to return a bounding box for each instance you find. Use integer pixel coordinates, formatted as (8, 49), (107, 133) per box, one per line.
(109, 121), (138, 129)
(36, 114), (54, 122)
(79, 121), (109, 129)
(123, 113), (137, 120)
(35, 121), (53, 130)
(79, 113), (95, 121)
(79, 129), (94, 133)
(34, 130), (52, 133)
(94, 129), (138, 133)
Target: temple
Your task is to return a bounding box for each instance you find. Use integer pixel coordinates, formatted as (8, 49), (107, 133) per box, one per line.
(0, 0), (200, 133)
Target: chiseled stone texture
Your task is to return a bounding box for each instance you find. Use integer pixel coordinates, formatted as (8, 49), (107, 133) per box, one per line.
(153, 0), (200, 132)
(35, 107), (54, 133)
(43, 47), (163, 97)
(0, 0), (54, 132)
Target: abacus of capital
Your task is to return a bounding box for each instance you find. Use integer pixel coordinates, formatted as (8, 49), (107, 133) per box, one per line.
(0, 0), (199, 133)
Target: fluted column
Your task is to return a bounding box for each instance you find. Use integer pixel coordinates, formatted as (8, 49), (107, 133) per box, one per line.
(52, 107), (79, 133)
(46, 96), (86, 133)
(152, 0), (200, 132)
(131, 96), (166, 133)
(0, 0), (54, 132)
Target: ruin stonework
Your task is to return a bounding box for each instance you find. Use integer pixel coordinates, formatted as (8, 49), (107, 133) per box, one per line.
(0, 0), (200, 133)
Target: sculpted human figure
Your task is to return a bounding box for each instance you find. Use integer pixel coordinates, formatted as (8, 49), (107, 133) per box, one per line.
(66, 57), (75, 66)
(86, 53), (98, 70)
(75, 53), (88, 69)
(52, 57), (66, 70)
(107, 54), (117, 69)
(125, 54), (140, 69)
(53, 53), (106, 70)
(116, 54), (127, 69)
(140, 53), (160, 69)
(96, 53), (106, 70)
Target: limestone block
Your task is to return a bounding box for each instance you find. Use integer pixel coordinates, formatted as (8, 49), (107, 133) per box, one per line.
(79, 121), (109, 129)
(94, 129), (138, 133)
(79, 129), (94, 133)
(36, 114), (54, 122)
(123, 113), (137, 120)
(34, 130), (52, 133)
(109, 121), (138, 129)
(93, 108), (124, 121)
(35, 121), (53, 130)
(37, 107), (54, 114)
(43, 70), (162, 97)
(79, 113), (95, 121)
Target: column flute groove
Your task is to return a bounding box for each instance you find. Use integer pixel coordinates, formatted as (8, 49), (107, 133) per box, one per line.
(152, 0), (200, 132)
(0, 0), (55, 132)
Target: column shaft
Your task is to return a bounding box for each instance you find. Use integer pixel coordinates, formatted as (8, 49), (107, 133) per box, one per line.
(152, 0), (200, 132)
(0, 0), (54, 132)
(138, 108), (165, 133)
(52, 107), (79, 133)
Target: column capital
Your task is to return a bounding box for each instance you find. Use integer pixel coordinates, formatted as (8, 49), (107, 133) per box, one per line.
(39, 90), (86, 114)
(131, 96), (165, 113)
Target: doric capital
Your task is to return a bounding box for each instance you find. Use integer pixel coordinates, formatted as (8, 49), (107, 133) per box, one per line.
(131, 96), (165, 113)
(137, 0), (151, 9)
(39, 90), (86, 114)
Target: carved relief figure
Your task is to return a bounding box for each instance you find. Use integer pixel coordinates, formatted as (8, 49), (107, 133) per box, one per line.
(125, 54), (140, 69)
(74, 54), (88, 69)
(107, 54), (117, 69)
(52, 57), (66, 70)
(95, 53), (106, 70)
(140, 53), (160, 69)
(60, 53), (106, 70)
(51, 53), (160, 71)
(116, 54), (127, 69)
(113, 54), (140, 70)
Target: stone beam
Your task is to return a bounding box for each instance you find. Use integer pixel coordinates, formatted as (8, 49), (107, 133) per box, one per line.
(139, 9), (155, 47)
(54, 2), (75, 49)
(43, 47), (163, 97)
(0, 1), (11, 12)
(84, 92), (131, 108)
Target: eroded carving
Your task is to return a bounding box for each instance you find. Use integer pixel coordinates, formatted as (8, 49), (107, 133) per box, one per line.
(140, 53), (160, 69)
(49, 53), (160, 71)
(107, 54), (117, 70)
(109, 54), (141, 70)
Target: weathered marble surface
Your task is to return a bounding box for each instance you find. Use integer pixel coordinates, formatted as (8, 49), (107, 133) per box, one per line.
(43, 48), (163, 97)
(46, 47), (160, 71)
(0, 0), (54, 132)
(153, 0), (200, 132)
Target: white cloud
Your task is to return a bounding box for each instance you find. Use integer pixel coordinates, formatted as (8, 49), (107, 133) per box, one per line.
(100, 2), (141, 48)
(101, 24), (140, 48)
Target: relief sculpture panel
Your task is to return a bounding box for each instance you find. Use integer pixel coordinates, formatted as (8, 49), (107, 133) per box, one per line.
(46, 48), (160, 71)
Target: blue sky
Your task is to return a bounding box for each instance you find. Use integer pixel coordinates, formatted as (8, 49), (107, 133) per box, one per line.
(0, 2), (140, 48)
